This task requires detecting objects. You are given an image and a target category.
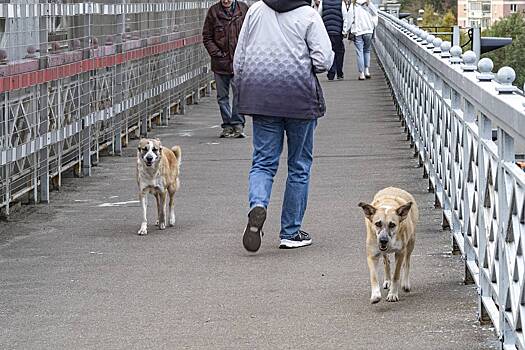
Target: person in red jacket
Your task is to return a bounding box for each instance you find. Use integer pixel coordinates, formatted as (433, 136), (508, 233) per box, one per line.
(203, 0), (249, 138)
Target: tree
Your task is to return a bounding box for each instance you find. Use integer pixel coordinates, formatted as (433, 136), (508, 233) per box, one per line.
(421, 4), (440, 27)
(441, 9), (456, 27)
(482, 13), (525, 88)
(400, 0), (457, 17)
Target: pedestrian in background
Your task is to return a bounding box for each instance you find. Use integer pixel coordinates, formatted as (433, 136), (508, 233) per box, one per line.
(203, 0), (249, 138)
(234, 0), (333, 251)
(346, 0), (378, 80)
(318, 0), (347, 80)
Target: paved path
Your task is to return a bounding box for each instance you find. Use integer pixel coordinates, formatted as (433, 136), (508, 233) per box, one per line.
(0, 48), (499, 349)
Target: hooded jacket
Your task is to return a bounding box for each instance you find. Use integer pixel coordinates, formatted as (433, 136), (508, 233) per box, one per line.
(345, 0), (378, 36)
(233, 0), (334, 119)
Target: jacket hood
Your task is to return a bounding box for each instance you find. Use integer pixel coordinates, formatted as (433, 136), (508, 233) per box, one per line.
(263, 0), (310, 13)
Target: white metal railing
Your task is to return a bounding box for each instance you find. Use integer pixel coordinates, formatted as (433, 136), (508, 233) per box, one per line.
(375, 11), (525, 349)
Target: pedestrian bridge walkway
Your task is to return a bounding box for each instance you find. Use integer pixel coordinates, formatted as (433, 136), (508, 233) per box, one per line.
(0, 47), (500, 348)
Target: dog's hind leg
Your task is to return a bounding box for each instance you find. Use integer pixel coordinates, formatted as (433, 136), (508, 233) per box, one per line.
(168, 190), (176, 227)
(402, 241), (415, 292)
(383, 255), (391, 289)
(386, 252), (404, 302)
(138, 192), (148, 235)
(158, 191), (167, 230)
(367, 256), (382, 304)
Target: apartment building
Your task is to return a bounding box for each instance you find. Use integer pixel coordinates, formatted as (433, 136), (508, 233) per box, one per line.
(458, 0), (525, 28)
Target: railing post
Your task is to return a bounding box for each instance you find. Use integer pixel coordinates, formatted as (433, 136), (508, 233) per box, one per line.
(38, 6), (49, 203)
(477, 113), (492, 325)
(462, 100), (476, 285)
(452, 26), (461, 47)
(472, 27), (481, 63)
(497, 128), (515, 346)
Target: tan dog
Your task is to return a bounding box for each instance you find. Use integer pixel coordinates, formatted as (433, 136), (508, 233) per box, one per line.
(136, 138), (181, 235)
(358, 187), (418, 303)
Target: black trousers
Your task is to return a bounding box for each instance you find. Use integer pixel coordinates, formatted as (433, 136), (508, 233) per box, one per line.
(328, 33), (345, 79)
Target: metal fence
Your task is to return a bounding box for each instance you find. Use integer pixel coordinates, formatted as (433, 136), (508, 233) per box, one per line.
(0, 1), (215, 215)
(375, 11), (525, 349)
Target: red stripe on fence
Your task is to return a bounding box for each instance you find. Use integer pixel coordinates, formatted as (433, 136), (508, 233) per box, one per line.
(0, 34), (203, 93)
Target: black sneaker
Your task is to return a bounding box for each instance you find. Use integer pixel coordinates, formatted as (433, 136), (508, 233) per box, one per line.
(337, 75), (344, 80)
(219, 127), (234, 138)
(243, 206), (266, 252)
(279, 230), (312, 249)
(231, 125), (246, 138)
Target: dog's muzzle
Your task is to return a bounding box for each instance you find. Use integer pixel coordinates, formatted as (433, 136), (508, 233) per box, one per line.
(378, 235), (389, 251)
(145, 155), (154, 166)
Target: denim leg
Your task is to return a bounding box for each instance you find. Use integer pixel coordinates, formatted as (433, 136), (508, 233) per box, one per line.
(280, 118), (317, 239)
(230, 77), (245, 126)
(249, 116), (285, 210)
(354, 35), (365, 73)
(362, 33), (373, 69)
(214, 73), (233, 128)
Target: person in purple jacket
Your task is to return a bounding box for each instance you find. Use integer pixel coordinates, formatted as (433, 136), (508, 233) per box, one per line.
(234, 0), (334, 252)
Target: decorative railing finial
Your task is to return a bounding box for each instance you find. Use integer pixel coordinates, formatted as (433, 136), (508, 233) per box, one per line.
(477, 58), (494, 82)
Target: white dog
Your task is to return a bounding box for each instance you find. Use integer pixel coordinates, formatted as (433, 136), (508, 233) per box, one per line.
(136, 138), (181, 235)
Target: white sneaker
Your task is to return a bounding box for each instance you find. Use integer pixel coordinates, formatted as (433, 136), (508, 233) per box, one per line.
(279, 230), (312, 249)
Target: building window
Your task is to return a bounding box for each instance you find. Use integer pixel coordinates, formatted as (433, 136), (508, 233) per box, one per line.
(470, 2), (482, 11)
(482, 3), (491, 12)
(511, 4), (517, 12)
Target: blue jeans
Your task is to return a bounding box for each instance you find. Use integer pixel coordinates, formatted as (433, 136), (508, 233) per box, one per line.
(249, 116), (317, 239)
(354, 33), (373, 73)
(215, 73), (245, 128)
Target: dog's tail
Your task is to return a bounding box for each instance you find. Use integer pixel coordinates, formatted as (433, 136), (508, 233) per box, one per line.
(171, 145), (182, 162)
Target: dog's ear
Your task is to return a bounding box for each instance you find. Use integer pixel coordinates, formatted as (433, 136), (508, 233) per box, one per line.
(396, 202), (412, 221)
(358, 202), (376, 220)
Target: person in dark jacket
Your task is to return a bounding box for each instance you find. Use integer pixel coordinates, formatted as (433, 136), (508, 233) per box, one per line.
(203, 0), (249, 138)
(319, 0), (347, 80)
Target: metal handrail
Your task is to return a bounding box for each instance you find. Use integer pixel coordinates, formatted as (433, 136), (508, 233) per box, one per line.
(375, 11), (525, 349)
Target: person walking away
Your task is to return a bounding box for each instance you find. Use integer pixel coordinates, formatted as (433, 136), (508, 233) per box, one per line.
(319, 0), (347, 80)
(203, 0), (249, 138)
(234, 0), (334, 251)
(346, 0), (378, 80)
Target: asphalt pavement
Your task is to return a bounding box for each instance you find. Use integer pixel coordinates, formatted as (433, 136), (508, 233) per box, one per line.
(0, 47), (500, 349)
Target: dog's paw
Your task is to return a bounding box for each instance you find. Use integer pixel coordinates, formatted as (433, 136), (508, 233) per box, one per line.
(138, 224), (148, 235)
(383, 280), (391, 289)
(370, 289), (381, 304)
(386, 293), (399, 302)
(169, 214), (176, 227)
(159, 222), (166, 230)
(402, 285), (411, 293)
(370, 295), (381, 304)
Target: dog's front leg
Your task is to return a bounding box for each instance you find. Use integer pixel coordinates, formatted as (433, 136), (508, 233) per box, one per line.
(157, 191), (167, 230)
(383, 255), (391, 289)
(138, 192), (148, 235)
(386, 252), (404, 302)
(367, 255), (381, 304)
(154, 193), (161, 226)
